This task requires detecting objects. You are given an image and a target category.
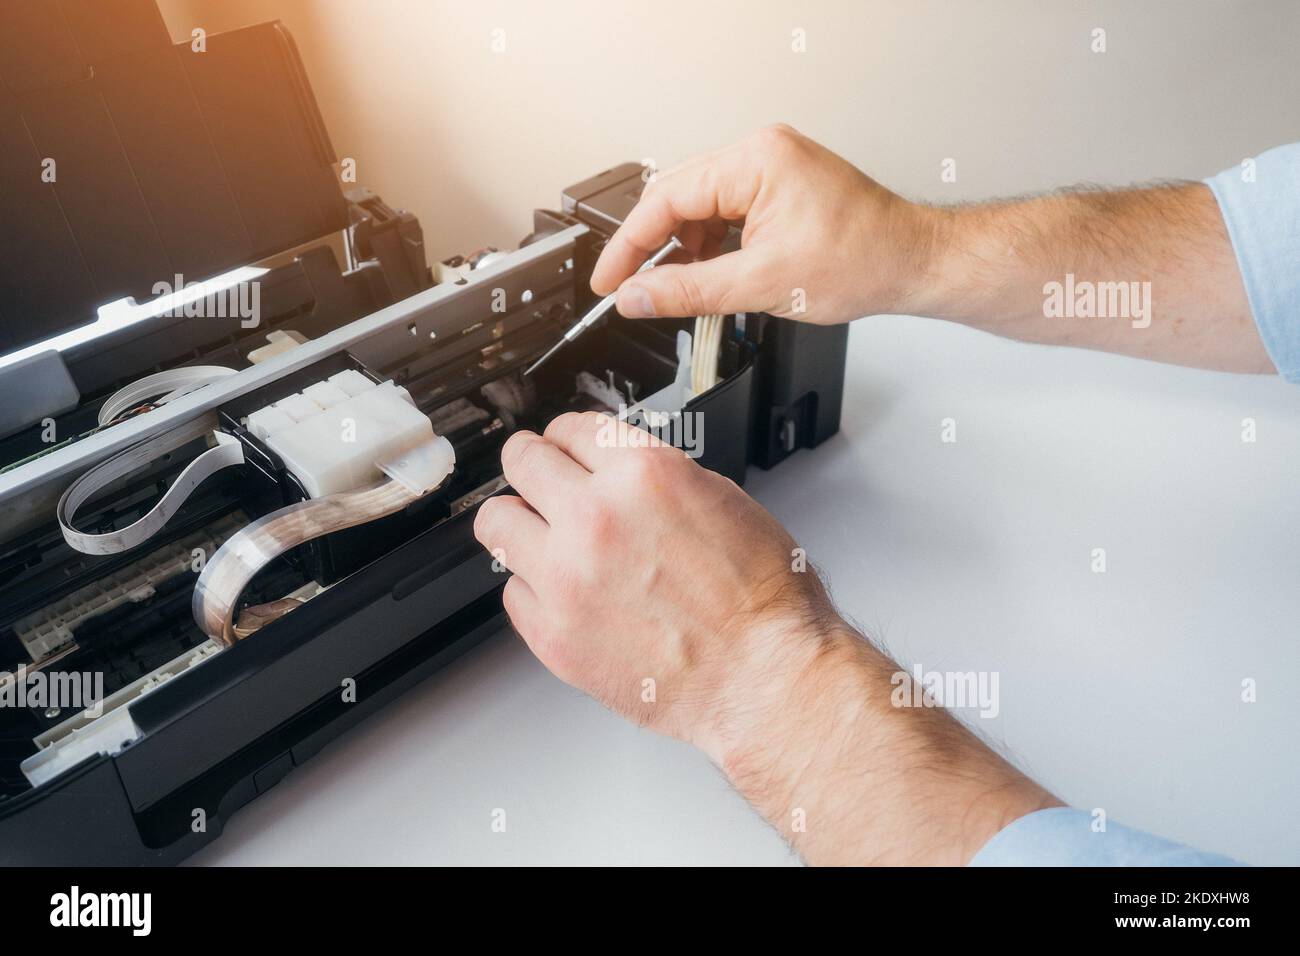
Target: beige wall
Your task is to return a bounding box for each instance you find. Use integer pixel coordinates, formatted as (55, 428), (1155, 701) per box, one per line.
(157, 0), (1300, 259)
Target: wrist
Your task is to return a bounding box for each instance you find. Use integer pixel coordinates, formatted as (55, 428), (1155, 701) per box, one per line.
(707, 619), (880, 800)
(692, 608), (862, 770)
(887, 202), (1013, 330)
(894, 201), (977, 321)
(708, 619), (1062, 865)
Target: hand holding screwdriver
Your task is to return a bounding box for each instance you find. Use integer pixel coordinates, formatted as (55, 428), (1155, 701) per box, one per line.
(524, 235), (683, 376)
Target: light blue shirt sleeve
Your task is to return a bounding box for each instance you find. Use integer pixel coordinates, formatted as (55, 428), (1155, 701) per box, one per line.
(969, 808), (1243, 866)
(1205, 143), (1300, 382)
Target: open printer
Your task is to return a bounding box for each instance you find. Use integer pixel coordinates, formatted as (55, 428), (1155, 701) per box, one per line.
(0, 1), (847, 864)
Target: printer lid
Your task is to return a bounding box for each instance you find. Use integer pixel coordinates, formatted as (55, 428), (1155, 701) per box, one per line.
(0, 0), (349, 356)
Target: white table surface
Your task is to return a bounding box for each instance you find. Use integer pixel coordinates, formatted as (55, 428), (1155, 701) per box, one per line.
(192, 316), (1300, 866)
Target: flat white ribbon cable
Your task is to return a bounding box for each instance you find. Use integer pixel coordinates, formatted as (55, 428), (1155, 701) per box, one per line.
(58, 429), (246, 556)
(691, 314), (723, 394)
(97, 366), (236, 426)
(192, 434), (456, 645)
(59, 365), (458, 644)
(191, 479), (420, 646)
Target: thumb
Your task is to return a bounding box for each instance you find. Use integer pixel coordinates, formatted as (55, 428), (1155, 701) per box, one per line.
(614, 254), (754, 319)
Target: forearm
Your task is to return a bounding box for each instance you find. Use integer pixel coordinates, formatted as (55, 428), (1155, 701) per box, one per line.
(905, 184), (1274, 374)
(594, 127), (1281, 373)
(714, 623), (1060, 866)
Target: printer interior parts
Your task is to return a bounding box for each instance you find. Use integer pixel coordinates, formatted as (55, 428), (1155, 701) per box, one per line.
(0, 0), (847, 865)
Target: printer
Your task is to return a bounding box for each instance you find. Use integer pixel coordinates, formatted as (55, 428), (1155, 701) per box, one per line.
(0, 0), (847, 864)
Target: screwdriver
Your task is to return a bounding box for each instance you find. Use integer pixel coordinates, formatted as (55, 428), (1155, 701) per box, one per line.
(523, 235), (683, 376)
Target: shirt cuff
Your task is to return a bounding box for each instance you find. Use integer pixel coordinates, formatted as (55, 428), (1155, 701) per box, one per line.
(1205, 143), (1300, 382)
(969, 807), (1244, 867)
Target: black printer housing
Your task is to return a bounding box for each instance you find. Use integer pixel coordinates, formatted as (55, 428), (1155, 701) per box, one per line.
(0, 2), (847, 865)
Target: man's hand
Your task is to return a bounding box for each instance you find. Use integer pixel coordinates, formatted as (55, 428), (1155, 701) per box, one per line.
(594, 124), (1273, 375)
(591, 124), (940, 325)
(472, 411), (839, 761)
(474, 412), (1059, 864)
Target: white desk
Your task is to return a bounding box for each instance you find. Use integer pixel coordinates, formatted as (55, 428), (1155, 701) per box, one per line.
(192, 317), (1300, 865)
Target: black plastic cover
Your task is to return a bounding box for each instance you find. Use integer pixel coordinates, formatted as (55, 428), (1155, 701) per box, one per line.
(0, 2), (348, 354)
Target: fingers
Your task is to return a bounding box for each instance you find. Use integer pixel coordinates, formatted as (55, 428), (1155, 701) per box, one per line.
(473, 493), (548, 582)
(499, 430), (589, 521)
(543, 411), (665, 472)
(591, 148), (762, 296)
(614, 251), (764, 319)
(501, 574), (542, 645)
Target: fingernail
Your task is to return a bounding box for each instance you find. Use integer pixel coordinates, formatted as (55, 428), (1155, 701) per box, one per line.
(618, 283), (656, 318)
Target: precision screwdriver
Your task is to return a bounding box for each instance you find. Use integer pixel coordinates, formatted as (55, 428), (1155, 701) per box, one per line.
(523, 235), (682, 376)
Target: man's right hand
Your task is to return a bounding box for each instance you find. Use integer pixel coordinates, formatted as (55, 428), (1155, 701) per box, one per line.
(594, 124), (1271, 375)
(590, 124), (943, 325)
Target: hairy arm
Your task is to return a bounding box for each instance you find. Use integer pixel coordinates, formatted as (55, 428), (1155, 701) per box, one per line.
(914, 184), (1271, 372)
(473, 413), (1058, 865)
(592, 125), (1272, 375)
(718, 623), (1060, 865)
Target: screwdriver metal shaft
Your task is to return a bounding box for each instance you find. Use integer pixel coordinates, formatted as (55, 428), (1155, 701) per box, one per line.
(523, 235), (682, 376)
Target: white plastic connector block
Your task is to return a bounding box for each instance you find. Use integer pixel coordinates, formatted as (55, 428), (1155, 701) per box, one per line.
(252, 376), (454, 498)
(245, 405), (296, 442)
(274, 392), (322, 423)
(302, 380), (350, 409)
(328, 369), (375, 397)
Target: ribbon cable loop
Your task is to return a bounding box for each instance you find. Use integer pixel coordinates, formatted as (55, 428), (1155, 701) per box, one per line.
(57, 431), (246, 556)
